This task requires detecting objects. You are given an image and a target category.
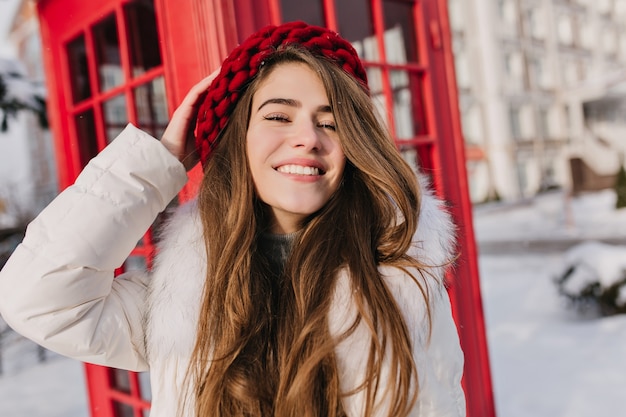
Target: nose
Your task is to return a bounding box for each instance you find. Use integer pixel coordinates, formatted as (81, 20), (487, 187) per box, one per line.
(291, 119), (322, 151)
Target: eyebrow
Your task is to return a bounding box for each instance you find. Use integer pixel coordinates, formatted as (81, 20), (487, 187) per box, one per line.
(257, 98), (332, 113)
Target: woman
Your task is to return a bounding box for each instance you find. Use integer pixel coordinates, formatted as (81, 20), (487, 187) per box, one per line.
(0, 22), (465, 417)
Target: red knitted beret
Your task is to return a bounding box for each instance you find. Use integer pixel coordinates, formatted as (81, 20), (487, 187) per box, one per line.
(194, 21), (368, 166)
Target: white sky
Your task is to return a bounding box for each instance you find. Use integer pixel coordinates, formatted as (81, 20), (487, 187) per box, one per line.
(0, 0), (20, 57)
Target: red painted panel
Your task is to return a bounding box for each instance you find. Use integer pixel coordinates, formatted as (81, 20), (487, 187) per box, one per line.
(37, 1), (173, 416)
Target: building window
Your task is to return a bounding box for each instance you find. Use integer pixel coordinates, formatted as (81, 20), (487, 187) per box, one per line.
(509, 106), (522, 139)
(598, 0), (613, 15)
(454, 49), (471, 90)
(603, 27), (618, 56)
(527, 55), (552, 90)
(509, 104), (536, 140)
(515, 154), (530, 197)
(448, 0), (464, 32)
(557, 14), (574, 46)
(579, 18), (594, 50)
(546, 105), (563, 139)
(538, 107), (550, 138)
(503, 51), (524, 90)
(563, 58), (579, 85)
(528, 56), (541, 89)
(462, 104), (484, 145)
(616, 0), (626, 18)
(526, 7), (545, 40)
(498, 0), (518, 36)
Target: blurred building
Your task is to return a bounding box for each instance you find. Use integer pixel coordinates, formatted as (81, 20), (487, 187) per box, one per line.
(0, 0), (56, 227)
(448, 0), (626, 201)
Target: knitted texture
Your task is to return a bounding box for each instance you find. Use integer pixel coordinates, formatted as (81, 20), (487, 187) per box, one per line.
(195, 21), (368, 166)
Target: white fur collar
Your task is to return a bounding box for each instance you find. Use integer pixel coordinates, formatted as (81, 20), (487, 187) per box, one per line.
(144, 177), (455, 364)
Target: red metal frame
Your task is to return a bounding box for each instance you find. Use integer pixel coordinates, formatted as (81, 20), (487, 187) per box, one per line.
(36, 0), (495, 416)
(84, 366), (151, 417)
(422, 2), (496, 416)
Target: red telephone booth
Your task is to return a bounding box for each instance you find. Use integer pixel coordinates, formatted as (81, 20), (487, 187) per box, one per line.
(36, 0), (495, 416)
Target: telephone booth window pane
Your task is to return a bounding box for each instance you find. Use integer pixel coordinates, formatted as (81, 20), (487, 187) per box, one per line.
(400, 147), (419, 172)
(67, 34), (91, 103)
(124, 255), (147, 272)
(347, 28), (380, 62)
(336, 0), (374, 59)
(125, 0), (162, 78)
(280, 0), (324, 26)
(134, 76), (168, 138)
(75, 109), (98, 167)
(139, 372), (152, 401)
(391, 70), (426, 138)
(111, 368), (131, 393)
(391, 70), (413, 138)
(93, 14), (123, 92)
(367, 67), (390, 128)
(103, 94), (128, 143)
(383, 0), (418, 63)
(112, 401), (134, 417)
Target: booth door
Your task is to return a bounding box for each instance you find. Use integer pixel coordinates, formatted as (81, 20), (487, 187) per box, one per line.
(37, 0), (167, 415)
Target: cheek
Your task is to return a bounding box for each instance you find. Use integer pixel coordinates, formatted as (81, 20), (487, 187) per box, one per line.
(246, 132), (263, 173)
(246, 127), (276, 161)
(334, 162), (347, 192)
(246, 140), (272, 195)
(333, 151), (347, 183)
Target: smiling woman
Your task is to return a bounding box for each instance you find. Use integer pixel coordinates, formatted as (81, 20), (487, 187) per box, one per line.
(0, 21), (465, 417)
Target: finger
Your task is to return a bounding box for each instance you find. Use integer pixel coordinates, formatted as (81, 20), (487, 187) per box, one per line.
(180, 67), (221, 108)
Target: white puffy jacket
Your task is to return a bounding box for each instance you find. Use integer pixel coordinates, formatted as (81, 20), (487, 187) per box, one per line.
(0, 124), (466, 417)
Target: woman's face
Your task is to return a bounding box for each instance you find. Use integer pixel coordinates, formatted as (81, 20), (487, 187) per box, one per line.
(247, 62), (346, 234)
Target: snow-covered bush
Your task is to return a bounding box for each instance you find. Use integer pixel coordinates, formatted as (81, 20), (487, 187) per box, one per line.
(0, 57), (47, 132)
(555, 241), (626, 316)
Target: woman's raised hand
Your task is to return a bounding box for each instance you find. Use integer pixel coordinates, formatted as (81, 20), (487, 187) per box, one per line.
(160, 69), (219, 170)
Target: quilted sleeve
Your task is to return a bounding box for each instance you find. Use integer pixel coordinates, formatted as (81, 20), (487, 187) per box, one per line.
(0, 124), (187, 371)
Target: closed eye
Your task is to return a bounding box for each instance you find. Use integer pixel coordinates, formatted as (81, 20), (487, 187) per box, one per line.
(318, 121), (336, 131)
(264, 113), (290, 122)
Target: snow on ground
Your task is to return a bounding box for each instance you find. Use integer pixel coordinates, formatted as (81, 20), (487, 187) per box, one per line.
(479, 254), (626, 417)
(0, 331), (88, 417)
(475, 188), (626, 417)
(1, 188), (626, 417)
(474, 188), (626, 244)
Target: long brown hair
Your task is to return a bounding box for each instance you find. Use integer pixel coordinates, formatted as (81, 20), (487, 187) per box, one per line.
(186, 45), (431, 417)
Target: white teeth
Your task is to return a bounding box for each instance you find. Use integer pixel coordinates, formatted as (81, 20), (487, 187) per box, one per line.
(276, 164), (320, 175)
